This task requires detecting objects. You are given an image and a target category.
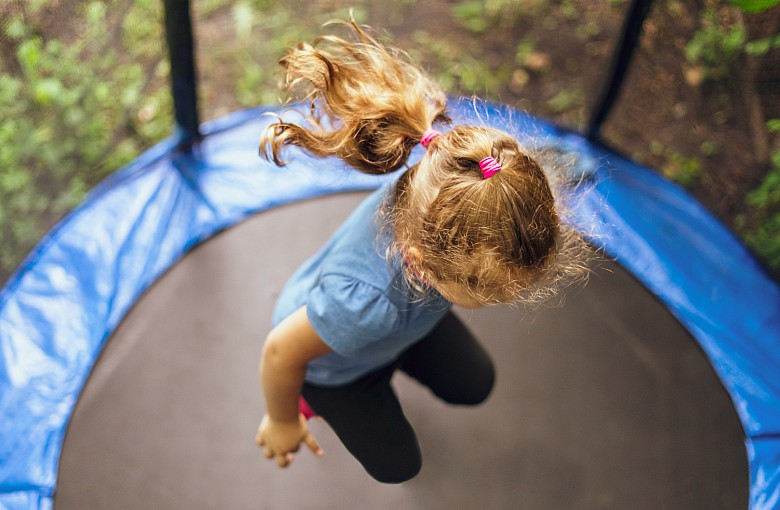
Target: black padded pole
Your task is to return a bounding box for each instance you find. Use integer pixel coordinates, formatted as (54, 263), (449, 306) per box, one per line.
(586, 0), (653, 141)
(163, 0), (201, 144)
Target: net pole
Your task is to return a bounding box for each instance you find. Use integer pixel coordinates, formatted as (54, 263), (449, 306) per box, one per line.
(163, 0), (201, 145)
(585, 0), (653, 141)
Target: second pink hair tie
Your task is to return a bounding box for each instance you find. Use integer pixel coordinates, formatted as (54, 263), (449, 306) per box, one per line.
(420, 129), (441, 148)
(479, 157), (502, 179)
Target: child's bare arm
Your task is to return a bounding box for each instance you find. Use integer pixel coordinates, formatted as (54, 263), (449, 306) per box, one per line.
(256, 306), (331, 467)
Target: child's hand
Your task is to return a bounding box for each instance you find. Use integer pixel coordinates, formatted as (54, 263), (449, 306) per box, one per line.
(256, 413), (324, 468)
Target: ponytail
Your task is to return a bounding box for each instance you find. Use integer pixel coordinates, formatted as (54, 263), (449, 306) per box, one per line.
(263, 21), (590, 306)
(260, 19), (448, 174)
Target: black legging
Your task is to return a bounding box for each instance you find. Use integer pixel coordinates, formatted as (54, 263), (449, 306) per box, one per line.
(301, 312), (495, 484)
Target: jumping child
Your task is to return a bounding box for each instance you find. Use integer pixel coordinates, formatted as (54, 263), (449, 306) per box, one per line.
(256, 20), (588, 484)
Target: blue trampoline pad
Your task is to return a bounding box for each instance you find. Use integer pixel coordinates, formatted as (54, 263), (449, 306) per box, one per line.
(0, 98), (778, 509)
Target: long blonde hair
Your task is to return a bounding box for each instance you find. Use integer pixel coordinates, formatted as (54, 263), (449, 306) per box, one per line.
(261, 20), (589, 305)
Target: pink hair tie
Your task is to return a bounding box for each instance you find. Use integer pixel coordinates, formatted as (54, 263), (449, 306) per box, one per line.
(420, 129), (441, 148)
(479, 156), (502, 179)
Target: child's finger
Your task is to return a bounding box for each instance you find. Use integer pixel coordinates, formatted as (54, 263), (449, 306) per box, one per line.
(276, 452), (292, 468)
(304, 432), (324, 457)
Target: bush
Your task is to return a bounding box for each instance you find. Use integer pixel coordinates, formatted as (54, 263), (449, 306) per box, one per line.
(739, 121), (780, 272)
(0, 1), (172, 284)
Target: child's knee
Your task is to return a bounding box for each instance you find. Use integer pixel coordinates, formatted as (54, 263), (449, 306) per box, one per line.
(442, 366), (495, 406)
(367, 455), (422, 484)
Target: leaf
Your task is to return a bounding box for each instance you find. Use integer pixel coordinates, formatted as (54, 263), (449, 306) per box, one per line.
(745, 34), (780, 56)
(729, 0), (780, 13)
(722, 25), (746, 55)
(16, 38), (42, 76)
(0, 75), (24, 103)
(5, 16), (28, 40)
(452, 1), (488, 33)
(0, 169), (30, 193)
(34, 79), (64, 106)
(233, 2), (254, 40)
(86, 1), (107, 24)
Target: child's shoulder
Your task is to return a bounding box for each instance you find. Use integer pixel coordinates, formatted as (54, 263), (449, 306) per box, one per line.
(318, 186), (397, 285)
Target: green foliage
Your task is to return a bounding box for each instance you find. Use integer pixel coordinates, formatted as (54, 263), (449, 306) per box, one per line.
(729, 0), (780, 12)
(546, 87), (583, 114)
(649, 141), (702, 188)
(741, 216), (780, 269)
(740, 152), (780, 269)
(685, 3), (780, 83)
(0, 0), (386, 283)
(409, 30), (510, 97)
(575, 20), (602, 40)
(744, 33), (780, 56)
(700, 140), (720, 156)
(0, 1), (172, 282)
(452, 1), (491, 33)
(682, 3), (780, 272)
(198, 0), (371, 109)
(738, 120), (780, 270)
(747, 151), (780, 210)
(451, 0), (523, 33)
(684, 8), (746, 81)
(1, 0), (773, 286)
(558, 0), (579, 20)
(514, 37), (537, 67)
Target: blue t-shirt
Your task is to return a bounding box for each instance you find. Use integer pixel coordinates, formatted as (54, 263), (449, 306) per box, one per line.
(271, 184), (451, 386)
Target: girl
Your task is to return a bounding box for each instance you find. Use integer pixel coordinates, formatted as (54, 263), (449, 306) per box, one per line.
(255, 20), (587, 484)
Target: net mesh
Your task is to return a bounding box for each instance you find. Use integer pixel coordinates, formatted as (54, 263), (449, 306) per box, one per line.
(0, 0), (628, 286)
(0, 1), (169, 282)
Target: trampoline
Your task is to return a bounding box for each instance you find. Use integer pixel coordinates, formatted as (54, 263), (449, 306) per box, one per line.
(1, 1), (779, 509)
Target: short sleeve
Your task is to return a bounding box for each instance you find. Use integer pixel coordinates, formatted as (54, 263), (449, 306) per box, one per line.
(306, 273), (400, 357)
